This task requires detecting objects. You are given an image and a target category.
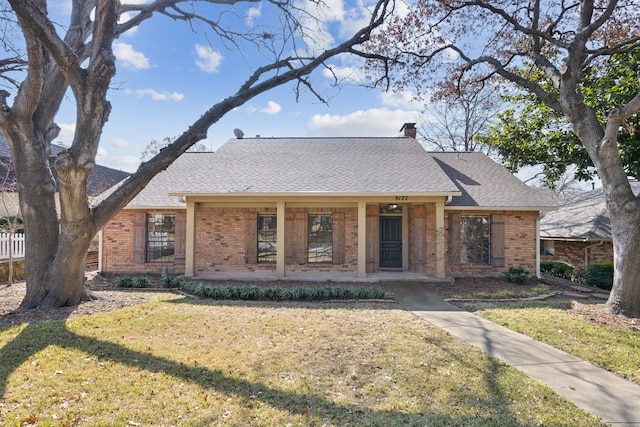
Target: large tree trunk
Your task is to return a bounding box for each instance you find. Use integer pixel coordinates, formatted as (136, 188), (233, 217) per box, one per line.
(603, 199), (640, 317)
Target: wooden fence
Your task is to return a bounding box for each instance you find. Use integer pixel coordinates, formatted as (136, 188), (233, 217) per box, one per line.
(0, 233), (25, 259)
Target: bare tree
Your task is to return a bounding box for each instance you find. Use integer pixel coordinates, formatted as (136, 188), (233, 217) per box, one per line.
(419, 82), (501, 154)
(0, 0), (393, 309)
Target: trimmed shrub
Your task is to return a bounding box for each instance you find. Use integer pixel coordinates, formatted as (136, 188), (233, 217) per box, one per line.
(163, 276), (186, 288)
(117, 277), (134, 288)
(118, 276), (149, 288)
(503, 267), (530, 284)
(177, 281), (390, 301)
(581, 260), (614, 291)
(540, 260), (575, 280)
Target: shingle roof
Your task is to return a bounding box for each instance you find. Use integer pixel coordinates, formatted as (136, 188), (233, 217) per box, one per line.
(540, 180), (640, 240)
(124, 137), (555, 210)
(430, 152), (556, 209)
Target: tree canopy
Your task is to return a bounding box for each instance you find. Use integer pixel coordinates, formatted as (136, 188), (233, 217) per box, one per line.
(478, 48), (640, 188)
(0, 0), (393, 309)
(367, 0), (640, 316)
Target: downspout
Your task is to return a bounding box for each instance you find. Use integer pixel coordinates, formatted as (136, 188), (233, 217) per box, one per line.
(584, 240), (604, 268)
(536, 212), (545, 279)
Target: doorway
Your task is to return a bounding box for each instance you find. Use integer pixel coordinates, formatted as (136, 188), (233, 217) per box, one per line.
(380, 216), (402, 269)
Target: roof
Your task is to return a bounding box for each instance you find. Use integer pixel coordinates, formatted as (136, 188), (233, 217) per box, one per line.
(540, 180), (640, 240)
(431, 152), (556, 210)
(123, 137), (555, 210)
(0, 133), (130, 196)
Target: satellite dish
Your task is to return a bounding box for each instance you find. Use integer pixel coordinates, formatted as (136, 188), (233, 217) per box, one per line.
(233, 128), (244, 139)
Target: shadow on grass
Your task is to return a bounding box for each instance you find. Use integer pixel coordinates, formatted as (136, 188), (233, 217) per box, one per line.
(166, 294), (401, 311)
(0, 305), (545, 426)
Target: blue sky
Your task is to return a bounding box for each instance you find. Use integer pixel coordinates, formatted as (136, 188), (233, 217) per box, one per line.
(49, 0), (422, 172)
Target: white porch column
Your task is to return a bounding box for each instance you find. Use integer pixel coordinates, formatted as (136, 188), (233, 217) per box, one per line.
(435, 201), (445, 279)
(185, 200), (196, 277)
(276, 201), (286, 278)
(357, 201), (367, 278)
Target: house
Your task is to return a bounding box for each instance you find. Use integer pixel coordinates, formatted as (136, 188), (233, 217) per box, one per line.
(0, 134), (131, 216)
(99, 125), (555, 280)
(539, 179), (640, 268)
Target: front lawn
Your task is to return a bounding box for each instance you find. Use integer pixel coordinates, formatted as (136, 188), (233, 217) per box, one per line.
(465, 301), (640, 384)
(0, 294), (604, 426)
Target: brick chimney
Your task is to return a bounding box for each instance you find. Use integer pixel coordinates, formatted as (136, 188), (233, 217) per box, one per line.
(400, 122), (417, 139)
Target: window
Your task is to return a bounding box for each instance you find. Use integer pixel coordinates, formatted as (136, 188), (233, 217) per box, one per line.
(541, 240), (555, 256)
(461, 216), (491, 264)
(146, 213), (175, 262)
(308, 214), (333, 263)
(257, 214), (277, 263)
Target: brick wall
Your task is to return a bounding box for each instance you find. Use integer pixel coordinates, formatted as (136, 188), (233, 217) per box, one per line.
(102, 209), (185, 275)
(541, 240), (613, 269)
(445, 210), (539, 277)
(102, 206), (543, 278)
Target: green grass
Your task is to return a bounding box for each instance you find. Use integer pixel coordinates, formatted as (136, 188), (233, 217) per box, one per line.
(0, 294), (604, 426)
(473, 301), (640, 384)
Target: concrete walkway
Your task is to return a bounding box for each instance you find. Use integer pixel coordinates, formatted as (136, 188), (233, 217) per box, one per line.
(388, 282), (640, 426)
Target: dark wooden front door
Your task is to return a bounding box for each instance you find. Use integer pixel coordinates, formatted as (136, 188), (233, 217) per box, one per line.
(380, 216), (402, 268)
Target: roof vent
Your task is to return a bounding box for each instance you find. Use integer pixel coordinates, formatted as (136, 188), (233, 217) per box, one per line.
(233, 128), (244, 139)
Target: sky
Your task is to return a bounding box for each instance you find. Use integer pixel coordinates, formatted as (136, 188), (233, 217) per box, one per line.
(48, 0), (424, 173)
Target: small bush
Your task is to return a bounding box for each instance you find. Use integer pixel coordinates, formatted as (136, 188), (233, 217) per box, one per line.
(164, 276), (186, 288)
(117, 276), (149, 288)
(133, 277), (149, 288)
(504, 267), (530, 284)
(581, 260), (614, 290)
(540, 261), (575, 280)
(117, 277), (134, 288)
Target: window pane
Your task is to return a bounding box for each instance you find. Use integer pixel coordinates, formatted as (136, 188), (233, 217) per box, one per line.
(461, 216), (491, 264)
(146, 213), (175, 263)
(257, 214), (277, 263)
(308, 214), (333, 263)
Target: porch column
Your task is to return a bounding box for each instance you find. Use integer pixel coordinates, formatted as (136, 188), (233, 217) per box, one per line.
(435, 201), (445, 278)
(276, 201), (286, 277)
(357, 201), (367, 278)
(185, 200), (196, 277)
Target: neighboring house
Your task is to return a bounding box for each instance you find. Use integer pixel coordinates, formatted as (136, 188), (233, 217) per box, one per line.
(539, 179), (640, 269)
(99, 124), (555, 280)
(0, 134), (130, 216)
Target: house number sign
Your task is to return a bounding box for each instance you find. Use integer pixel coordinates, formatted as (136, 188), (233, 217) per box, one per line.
(394, 196), (408, 201)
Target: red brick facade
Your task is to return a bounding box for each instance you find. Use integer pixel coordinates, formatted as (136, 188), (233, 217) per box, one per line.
(541, 239), (613, 269)
(101, 205), (541, 278)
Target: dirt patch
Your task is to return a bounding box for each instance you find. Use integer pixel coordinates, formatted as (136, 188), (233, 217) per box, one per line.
(1, 273), (636, 331)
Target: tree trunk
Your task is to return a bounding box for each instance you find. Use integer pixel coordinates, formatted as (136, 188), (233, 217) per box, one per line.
(603, 201), (640, 317)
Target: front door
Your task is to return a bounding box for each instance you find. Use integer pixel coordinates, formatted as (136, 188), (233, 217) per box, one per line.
(380, 216), (402, 269)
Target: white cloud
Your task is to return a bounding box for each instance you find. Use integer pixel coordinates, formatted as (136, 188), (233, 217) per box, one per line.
(95, 153), (141, 173)
(246, 4), (262, 26)
(113, 42), (149, 70)
(379, 90), (423, 110)
(97, 147), (108, 157)
(260, 101), (282, 115)
(307, 108), (420, 137)
(322, 65), (366, 84)
(110, 137), (131, 148)
(195, 44), (223, 73)
(57, 123), (76, 142)
(124, 88), (184, 101)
